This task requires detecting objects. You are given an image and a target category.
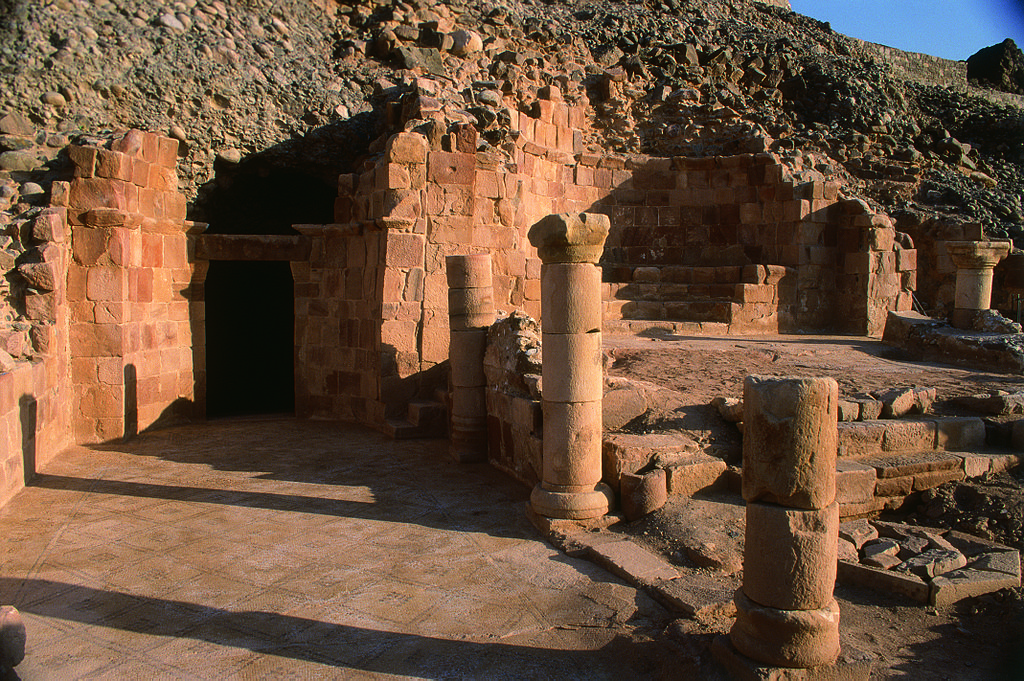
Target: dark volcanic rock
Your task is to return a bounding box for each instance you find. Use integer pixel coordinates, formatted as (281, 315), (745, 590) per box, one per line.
(968, 39), (1024, 95)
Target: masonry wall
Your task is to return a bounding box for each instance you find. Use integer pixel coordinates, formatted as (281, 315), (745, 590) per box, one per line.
(332, 87), (918, 425)
(64, 130), (198, 443)
(292, 221), (386, 424)
(0, 204), (72, 507)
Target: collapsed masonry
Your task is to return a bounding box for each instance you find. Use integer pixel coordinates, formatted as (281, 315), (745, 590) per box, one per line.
(0, 77), (988, 511)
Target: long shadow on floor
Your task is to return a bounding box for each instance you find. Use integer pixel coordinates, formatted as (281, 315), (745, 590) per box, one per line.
(30, 418), (536, 538)
(1, 578), (694, 679)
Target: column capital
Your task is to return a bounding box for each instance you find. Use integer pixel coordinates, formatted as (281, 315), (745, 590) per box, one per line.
(945, 240), (1011, 269)
(528, 212), (609, 264)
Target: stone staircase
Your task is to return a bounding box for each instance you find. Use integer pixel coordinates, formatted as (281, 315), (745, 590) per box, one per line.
(383, 389), (448, 439)
(835, 416), (1021, 519)
(600, 263), (793, 335)
(602, 413), (1022, 522)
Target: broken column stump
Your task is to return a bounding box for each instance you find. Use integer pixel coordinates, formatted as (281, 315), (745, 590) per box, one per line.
(527, 213), (613, 520)
(0, 606), (25, 670)
(714, 376), (872, 679)
(446, 254), (495, 462)
(945, 240), (1011, 329)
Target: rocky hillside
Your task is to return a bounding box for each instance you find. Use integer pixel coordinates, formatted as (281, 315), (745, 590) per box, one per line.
(0, 0), (1021, 241)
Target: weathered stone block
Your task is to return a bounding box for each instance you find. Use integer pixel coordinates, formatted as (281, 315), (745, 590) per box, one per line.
(620, 468), (668, 521)
(730, 590), (840, 669)
(387, 132), (428, 164)
(881, 420), (936, 452)
(838, 518), (878, 549)
(743, 501), (839, 611)
(742, 375), (838, 510)
(835, 460), (876, 504)
(935, 417), (987, 452)
(931, 568), (1021, 607)
(837, 560), (929, 602)
(666, 454), (727, 496)
(895, 548), (967, 580)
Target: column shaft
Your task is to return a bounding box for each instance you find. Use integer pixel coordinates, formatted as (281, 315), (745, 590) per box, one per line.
(446, 254), (494, 462)
(527, 213), (613, 520)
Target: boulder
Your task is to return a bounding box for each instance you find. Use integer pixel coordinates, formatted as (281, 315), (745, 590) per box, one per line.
(967, 39), (1024, 95)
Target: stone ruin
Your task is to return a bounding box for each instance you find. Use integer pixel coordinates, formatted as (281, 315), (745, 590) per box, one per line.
(0, 83), (931, 509)
(1, 11), (1023, 671)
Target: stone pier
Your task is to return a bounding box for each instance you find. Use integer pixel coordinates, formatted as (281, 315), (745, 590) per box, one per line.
(527, 213), (613, 520)
(446, 254), (495, 463)
(715, 375), (870, 678)
(946, 240), (1012, 329)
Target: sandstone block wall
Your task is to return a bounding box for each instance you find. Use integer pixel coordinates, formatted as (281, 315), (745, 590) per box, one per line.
(310, 87), (918, 427)
(64, 130), (198, 443)
(0, 193), (72, 507)
(849, 39), (967, 92)
(1, 128), (200, 506)
(292, 222), (386, 425)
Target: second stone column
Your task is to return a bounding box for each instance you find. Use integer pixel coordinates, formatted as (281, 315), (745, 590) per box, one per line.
(731, 375), (841, 669)
(446, 254), (495, 463)
(527, 213), (613, 520)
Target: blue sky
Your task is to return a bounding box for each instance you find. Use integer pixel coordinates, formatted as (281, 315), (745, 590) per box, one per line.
(789, 1), (1024, 61)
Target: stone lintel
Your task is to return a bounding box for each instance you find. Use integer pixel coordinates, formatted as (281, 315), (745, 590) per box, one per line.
(195, 234), (313, 261)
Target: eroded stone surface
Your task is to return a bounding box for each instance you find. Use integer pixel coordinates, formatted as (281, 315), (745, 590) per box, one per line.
(742, 376), (838, 510)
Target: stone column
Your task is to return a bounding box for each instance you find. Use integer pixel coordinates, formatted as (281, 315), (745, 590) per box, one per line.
(446, 254), (495, 462)
(731, 376), (841, 669)
(946, 240), (1011, 329)
(527, 213), (613, 520)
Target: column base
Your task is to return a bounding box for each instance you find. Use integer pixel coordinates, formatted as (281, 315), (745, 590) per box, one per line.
(712, 635), (873, 681)
(950, 308), (980, 330)
(530, 482), (613, 520)
(730, 590), (840, 669)
(449, 430), (487, 463)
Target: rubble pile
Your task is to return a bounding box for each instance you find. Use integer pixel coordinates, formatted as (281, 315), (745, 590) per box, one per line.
(838, 518), (1021, 606)
(0, 0), (1019, 247)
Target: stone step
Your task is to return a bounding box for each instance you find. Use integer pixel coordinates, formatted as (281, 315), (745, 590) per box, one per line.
(604, 281), (739, 302)
(837, 417), (987, 458)
(835, 449), (1023, 520)
(602, 432), (728, 498)
(603, 299), (736, 323)
(383, 399), (447, 440)
(602, 318), (730, 337)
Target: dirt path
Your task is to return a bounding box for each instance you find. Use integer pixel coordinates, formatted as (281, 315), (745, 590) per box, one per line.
(605, 333), (1024, 408)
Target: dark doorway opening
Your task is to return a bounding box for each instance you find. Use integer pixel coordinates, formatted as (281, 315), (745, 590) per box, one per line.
(198, 166), (335, 418)
(205, 260), (295, 418)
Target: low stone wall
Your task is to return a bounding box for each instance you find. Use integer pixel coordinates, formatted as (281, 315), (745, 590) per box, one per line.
(482, 312), (543, 487)
(0, 358), (71, 508)
(850, 38), (967, 91)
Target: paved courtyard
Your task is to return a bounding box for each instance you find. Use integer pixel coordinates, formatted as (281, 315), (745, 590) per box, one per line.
(0, 418), (679, 679)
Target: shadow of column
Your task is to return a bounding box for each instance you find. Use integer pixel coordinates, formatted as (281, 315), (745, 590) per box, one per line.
(124, 363), (137, 441)
(19, 395), (36, 485)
